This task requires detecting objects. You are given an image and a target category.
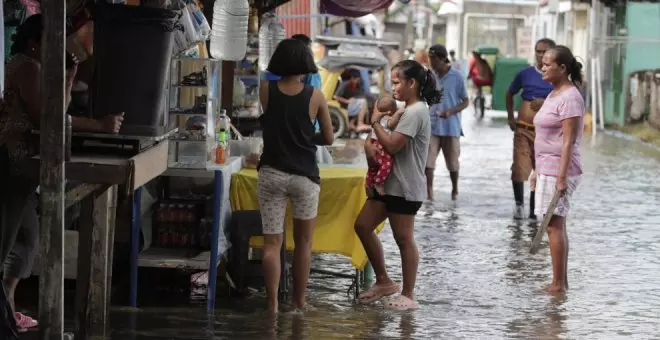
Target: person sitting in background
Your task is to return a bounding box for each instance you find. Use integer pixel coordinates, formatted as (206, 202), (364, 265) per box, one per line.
(0, 14), (124, 334)
(334, 68), (370, 133)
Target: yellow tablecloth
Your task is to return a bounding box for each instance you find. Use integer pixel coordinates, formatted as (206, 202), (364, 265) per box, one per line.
(230, 167), (383, 269)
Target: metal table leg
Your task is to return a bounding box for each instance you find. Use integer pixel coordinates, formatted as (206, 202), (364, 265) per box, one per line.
(207, 170), (223, 312)
(129, 187), (142, 308)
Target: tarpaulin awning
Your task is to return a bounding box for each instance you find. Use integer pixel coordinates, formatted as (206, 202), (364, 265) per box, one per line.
(320, 0), (394, 18)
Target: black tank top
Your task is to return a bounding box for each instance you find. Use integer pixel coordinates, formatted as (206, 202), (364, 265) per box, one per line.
(258, 81), (319, 184)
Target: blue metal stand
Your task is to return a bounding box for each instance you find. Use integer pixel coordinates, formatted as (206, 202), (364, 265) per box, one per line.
(207, 170), (223, 312)
(129, 187), (142, 308)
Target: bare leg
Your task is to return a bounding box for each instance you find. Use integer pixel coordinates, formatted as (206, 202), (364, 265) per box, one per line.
(563, 220), (569, 289)
(262, 234), (284, 314)
(545, 215), (567, 293)
(355, 100), (371, 131)
(450, 171), (459, 200)
(291, 218), (315, 309)
(425, 168), (434, 201)
(3, 277), (19, 313)
(389, 213), (418, 299)
(354, 200), (391, 285)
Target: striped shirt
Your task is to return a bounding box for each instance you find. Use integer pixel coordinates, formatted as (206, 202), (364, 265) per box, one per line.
(533, 86), (585, 177)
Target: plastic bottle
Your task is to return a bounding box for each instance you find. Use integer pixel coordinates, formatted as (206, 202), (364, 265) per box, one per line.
(210, 0), (249, 60)
(258, 12), (286, 71)
(215, 131), (228, 165)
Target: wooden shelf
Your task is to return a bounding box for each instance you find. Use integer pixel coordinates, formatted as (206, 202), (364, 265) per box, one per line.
(138, 247), (215, 270)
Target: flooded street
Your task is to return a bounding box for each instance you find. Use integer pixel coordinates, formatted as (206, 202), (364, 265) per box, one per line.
(29, 111), (660, 339)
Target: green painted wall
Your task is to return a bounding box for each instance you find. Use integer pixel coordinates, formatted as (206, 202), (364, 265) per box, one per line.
(605, 2), (660, 126)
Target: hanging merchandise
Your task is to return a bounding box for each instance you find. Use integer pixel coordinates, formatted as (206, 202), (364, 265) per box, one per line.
(258, 12), (285, 72)
(210, 0), (249, 60)
(172, 0), (210, 56)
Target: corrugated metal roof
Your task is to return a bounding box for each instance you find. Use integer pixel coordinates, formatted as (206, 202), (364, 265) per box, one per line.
(276, 0), (311, 37)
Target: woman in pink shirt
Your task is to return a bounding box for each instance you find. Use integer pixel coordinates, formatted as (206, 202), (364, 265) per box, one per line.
(532, 45), (584, 293)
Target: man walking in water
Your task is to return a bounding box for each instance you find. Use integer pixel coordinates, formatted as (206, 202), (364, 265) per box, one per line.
(506, 38), (556, 219)
(426, 45), (469, 204)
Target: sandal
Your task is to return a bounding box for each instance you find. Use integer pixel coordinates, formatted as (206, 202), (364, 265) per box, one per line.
(358, 282), (400, 304)
(16, 312), (38, 332)
(384, 295), (419, 311)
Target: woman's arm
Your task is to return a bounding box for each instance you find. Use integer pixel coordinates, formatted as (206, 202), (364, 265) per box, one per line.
(372, 123), (409, 155)
(259, 80), (269, 113)
(386, 107), (405, 129)
(556, 116), (580, 193)
(18, 61), (43, 127)
(312, 90), (334, 146)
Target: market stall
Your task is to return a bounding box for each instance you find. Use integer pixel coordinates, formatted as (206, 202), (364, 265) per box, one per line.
(231, 159), (376, 269)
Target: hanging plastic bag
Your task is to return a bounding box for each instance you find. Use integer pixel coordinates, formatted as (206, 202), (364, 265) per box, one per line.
(172, 6), (199, 56)
(187, 3), (210, 41)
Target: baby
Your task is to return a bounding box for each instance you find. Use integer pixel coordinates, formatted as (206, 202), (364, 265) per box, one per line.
(365, 95), (404, 196)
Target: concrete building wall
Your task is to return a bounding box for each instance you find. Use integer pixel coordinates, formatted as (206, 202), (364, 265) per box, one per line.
(605, 2), (660, 126)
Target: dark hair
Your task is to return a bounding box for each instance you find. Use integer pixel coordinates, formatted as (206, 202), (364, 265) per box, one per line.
(536, 38), (556, 48)
(392, 60), (443, 105)
(11, 14), (43, 56)
(291, 34), (312, 47)
(549, 45), (583, 86)
(267, 38), (318, 76)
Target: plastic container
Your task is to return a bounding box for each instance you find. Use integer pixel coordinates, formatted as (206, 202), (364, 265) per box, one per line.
(214, 110), (231, 164)
(491, 57), (529, 111)
(258, 12), (286, 71)
(91, 3), (179, 136)
(209, 0), (249, 60)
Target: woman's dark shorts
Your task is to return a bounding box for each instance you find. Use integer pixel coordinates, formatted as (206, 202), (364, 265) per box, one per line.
(368, 191), (422, 215)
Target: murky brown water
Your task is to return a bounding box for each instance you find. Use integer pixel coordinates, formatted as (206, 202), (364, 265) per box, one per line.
(22, 111), (660, 339)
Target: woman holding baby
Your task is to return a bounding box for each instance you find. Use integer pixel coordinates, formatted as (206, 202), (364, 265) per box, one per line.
(354, 60), (442, 310)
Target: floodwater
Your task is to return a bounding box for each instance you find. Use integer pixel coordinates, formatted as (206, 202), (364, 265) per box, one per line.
(24, 110), (660, 339)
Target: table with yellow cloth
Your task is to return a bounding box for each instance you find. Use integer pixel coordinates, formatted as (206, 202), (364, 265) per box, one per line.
(230, 167), (384, 269)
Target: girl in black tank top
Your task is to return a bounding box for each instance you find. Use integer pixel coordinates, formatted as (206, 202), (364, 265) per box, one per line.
(258, 81), (319, 183)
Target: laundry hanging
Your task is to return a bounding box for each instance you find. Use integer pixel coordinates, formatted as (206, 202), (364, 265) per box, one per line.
(320, 0), (393, 18)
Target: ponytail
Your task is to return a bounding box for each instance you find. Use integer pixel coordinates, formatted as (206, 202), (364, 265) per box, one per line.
(569, 58), (583, 86)
(421, 68), (443, 105)
(550, 45), (583, 86)
(392, 59), (443, 105)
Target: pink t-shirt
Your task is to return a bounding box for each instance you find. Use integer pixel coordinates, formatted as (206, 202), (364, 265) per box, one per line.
(533, 85), (585, 177)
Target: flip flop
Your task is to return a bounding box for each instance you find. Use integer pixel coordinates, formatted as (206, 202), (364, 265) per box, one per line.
(15, 312), (38, 332)
(358, 282), (400, 304)
(384, 295), (419, 311)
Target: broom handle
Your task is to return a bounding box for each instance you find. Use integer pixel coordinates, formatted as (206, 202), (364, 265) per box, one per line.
(529, 191), (562, 254)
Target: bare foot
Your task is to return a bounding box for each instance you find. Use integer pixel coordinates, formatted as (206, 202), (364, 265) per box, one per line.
(358, 281), (400, 304)
(287, 303), (316, 313)
(544, 283), (566, 294)
(451, 190), (458, 200)
(375, 184), (385, 196)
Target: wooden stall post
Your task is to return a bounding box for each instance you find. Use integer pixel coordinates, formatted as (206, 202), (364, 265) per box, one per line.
(75, 186), (118, 338)
(38, 1), (67, 339)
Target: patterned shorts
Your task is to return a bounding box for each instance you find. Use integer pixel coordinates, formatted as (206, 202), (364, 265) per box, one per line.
(257, 166), (320, 235)
(535, 174), (581, 217)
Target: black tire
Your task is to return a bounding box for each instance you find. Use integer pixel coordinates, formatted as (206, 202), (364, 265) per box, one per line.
(330, 107), (347, 140)
(474, 96), (485, 120)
